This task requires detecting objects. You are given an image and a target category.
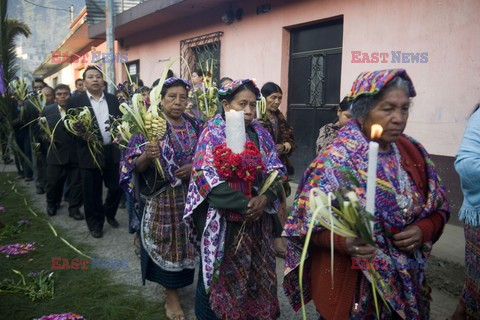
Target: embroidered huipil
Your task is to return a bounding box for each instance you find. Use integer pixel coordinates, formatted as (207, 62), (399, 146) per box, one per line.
(184, 114), (286, 319)
(283, 121), (449, 319)
(119, 114), (199, 271)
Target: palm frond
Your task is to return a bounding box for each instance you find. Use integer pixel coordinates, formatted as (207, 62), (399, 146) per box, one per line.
(1, 1), (31, 83)
(0, 0), (31, 169)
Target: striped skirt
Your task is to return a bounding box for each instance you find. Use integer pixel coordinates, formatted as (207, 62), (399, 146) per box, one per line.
(140, 243), (194, 289)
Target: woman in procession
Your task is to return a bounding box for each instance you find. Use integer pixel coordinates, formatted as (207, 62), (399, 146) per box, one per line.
(283, 69), (450, 319)
(315, 96), (352, 155)
(120, 77), (200, 320)
(259, 82), (296, 258)
(184, 79), (286, 320)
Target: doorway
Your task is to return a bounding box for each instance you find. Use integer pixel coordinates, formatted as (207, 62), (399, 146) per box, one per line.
(287, 18), (343, 181)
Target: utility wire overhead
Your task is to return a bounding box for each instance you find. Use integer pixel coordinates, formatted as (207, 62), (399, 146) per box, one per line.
(23, 0), (70, 12)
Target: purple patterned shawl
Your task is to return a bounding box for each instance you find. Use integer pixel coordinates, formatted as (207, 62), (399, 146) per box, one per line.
(184, 113), (285, 291)
(283, 120), (450, 319)
(119, 114), (201, 194)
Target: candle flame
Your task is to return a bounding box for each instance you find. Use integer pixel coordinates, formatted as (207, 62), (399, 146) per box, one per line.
(370, 124), (383, 140)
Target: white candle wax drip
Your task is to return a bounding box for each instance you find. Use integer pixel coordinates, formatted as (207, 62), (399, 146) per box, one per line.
(225, 110), (246, 154)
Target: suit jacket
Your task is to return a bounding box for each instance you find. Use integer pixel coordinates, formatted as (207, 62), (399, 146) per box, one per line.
(42, 103), (78, 165)
(66, 92), (121, 169)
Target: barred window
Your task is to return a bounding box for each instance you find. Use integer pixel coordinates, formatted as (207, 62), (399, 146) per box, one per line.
(180, 31), (223, 85)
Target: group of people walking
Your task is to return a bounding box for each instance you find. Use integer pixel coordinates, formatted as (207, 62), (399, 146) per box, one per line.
(5, 66), (480, 319)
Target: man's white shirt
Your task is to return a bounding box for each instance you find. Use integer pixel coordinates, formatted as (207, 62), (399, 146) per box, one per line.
(58, 105), (66, 120)
(87, 91), (111, 145)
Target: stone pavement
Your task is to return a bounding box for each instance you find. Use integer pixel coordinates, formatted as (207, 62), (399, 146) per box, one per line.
(1, 163), (464, 320)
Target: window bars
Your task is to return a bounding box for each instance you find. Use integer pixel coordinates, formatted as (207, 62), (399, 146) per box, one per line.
(180, 31), (223, 85)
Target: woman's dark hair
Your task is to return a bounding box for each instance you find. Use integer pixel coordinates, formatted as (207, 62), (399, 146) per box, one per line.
(339, 97), (349, 112)
(350, 77), (411, 119)
(193, 69), (203, 77)
(222, 82), (259, 104)
(160, 79), (189, 97)
(152, 71), (174, 88)
(218, 77), (233, 89)
(261, 82), (282, 98)
(139, 86), (150, 94)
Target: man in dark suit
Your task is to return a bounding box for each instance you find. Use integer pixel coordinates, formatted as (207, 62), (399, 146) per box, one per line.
(67, 66), (123, 238)
(43, 84), (83, 220)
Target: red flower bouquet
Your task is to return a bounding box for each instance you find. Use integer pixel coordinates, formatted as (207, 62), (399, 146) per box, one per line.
(213, 141), (265, 182)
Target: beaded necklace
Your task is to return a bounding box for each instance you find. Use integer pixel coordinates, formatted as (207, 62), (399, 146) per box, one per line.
(168, 119), (196, 165)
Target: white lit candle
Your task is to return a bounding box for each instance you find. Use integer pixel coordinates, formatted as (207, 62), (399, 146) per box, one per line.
(225, 110), (246, 154)
(256, 103), (260, 119)
(365, 124), (383, 235)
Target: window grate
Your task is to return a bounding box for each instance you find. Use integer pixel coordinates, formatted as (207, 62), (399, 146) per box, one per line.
(308, 54), (325, 106)
(180, 31), (223, 85)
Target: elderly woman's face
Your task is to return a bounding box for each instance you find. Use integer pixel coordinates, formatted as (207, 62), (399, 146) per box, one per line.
(338, 109), (352, 127)
(361, 88), (410, 149)
(266, 92), (282, 112)
(161, 86), (188, 120)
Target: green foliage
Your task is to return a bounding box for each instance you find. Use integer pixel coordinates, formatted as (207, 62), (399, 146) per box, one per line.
(1, 0), (31, 83)
(0, 269), (55, 301)
(0, 173), (165, 320)
(0, 0), (32, 169)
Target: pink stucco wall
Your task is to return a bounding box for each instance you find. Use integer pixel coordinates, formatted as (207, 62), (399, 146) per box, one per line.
(121, 0), (480, 157)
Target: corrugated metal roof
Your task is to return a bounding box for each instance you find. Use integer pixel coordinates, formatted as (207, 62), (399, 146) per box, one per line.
(85, 0), (142, 27)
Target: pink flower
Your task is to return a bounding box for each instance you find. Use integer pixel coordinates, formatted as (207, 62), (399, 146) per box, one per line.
(34, 312), (85, 320)
(0, 242), (36, 257)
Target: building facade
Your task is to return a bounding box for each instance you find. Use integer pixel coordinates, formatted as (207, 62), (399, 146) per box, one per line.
(35, 0), (480, 214)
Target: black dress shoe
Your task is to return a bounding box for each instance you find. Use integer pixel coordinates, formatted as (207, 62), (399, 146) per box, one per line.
(69, 209), (84, 220)
(24, 177), (33, 181)
(36, 187), (45, 195)
(47, 205), (57, 216)
(90, 230), (103, 238)
(106, 217), (119, 228)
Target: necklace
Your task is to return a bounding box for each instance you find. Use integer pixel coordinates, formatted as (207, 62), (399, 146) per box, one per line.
(168, 119), (195, 164)
(385, 144), (413, 211)
(171, 122), (187, 138)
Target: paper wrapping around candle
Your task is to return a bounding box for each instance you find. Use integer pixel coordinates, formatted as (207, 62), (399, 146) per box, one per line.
(225, 110), (246, 154)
